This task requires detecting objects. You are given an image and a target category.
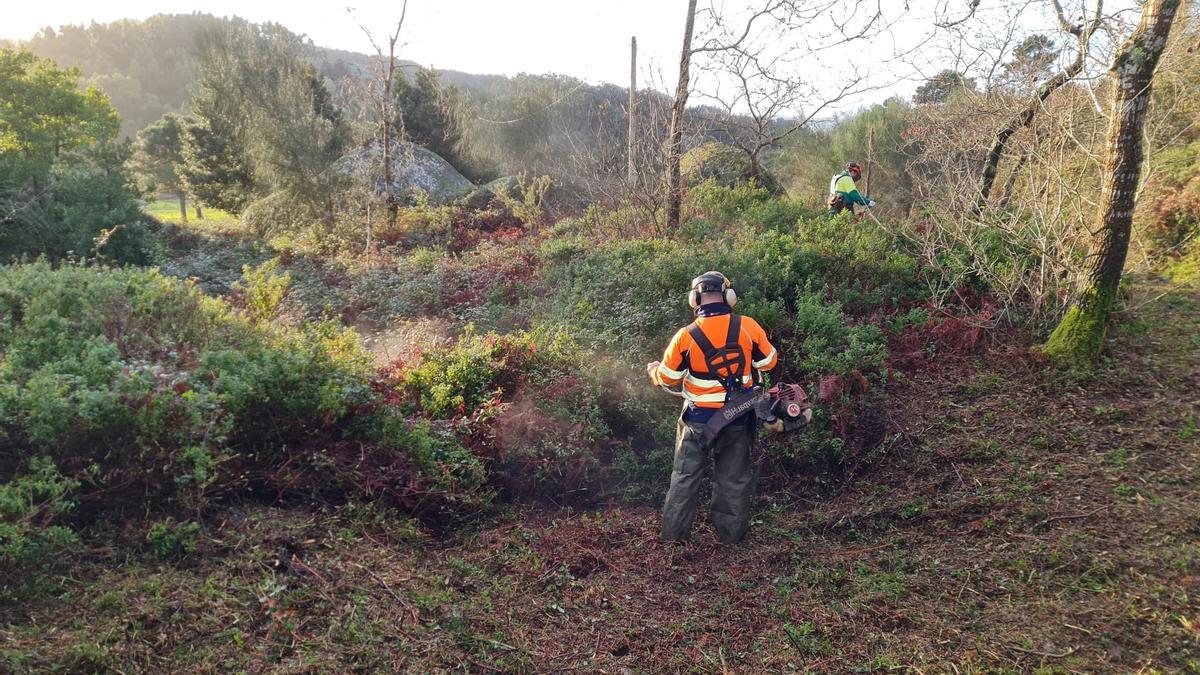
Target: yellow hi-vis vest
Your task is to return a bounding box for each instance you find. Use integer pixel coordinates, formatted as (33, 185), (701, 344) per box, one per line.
(830, 172), (857, 196)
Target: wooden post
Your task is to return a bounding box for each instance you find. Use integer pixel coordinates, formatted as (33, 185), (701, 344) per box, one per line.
(365, 202), (373, 258)
(865, 127), (874, 199)
(628, 36), (638, 188)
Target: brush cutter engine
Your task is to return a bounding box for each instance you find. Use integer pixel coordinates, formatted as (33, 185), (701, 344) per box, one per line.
(755, 382), (812, 433)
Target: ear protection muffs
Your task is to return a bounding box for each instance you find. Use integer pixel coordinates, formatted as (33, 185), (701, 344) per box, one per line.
(688, 271), (737, 309)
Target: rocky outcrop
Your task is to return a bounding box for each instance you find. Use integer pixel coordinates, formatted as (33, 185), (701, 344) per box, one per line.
(680, 142), (784, 196)
(337, 140), (474, 205)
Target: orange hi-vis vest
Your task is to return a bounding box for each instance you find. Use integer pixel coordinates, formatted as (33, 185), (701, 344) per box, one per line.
(652, 311), (778, 408)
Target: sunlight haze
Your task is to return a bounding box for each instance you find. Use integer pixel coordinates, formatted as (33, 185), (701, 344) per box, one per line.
(5, 1), (703, 86)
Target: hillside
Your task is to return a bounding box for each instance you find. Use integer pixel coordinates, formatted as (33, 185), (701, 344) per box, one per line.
(2, 273), (1196, 671)
(2, 3), (1199, 672)
(17, 14), (574, 137)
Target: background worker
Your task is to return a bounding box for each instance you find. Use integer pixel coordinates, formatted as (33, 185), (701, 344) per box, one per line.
(827, 161), (877, 215)
(645, 272), (777, 545)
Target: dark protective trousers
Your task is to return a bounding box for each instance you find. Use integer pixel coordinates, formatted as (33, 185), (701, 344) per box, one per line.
(661, 412), (756, 544)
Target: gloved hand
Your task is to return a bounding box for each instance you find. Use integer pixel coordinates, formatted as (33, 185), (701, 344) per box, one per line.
(803, 408), (814, 423)
(867, 200), (877, 208)
(646, 360), (660, 380)
(764, 418), (785, 433)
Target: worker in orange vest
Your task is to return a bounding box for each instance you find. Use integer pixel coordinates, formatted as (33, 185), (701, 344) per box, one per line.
(646, 271), (778, 544)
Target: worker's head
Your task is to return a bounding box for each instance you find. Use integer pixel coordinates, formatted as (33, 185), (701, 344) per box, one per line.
(688, 271), (737, 309)
(846, 162), (863, 180)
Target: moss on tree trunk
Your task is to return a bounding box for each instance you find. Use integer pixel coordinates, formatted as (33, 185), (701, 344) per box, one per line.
(1042, 282), (1117, 366)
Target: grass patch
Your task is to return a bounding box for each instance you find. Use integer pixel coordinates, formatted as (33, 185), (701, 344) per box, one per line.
(145, 198), (238, 226)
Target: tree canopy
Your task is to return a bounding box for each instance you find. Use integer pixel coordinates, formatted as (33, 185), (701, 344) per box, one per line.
(0, 48), (149, 263)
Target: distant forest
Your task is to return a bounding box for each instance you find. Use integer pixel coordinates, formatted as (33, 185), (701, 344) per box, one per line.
(9, 14), (508, 138)
(3, 14), (824, 196)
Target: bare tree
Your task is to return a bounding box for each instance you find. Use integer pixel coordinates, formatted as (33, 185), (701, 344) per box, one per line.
(348, 3), (409, 246)
(666, 0), (700, 230)
(1043, 0), (1183, 365)
(693, 40), (871, 185)
(974, 0), (1105, 212)
(665, 0), (827, 227)
(666, 0), (911, 213)
(560, 82), (677, 234)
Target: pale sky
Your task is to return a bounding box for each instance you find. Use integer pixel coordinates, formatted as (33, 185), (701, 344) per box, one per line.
(3, 1), (1141, 113)
(5, 1), (713, 86)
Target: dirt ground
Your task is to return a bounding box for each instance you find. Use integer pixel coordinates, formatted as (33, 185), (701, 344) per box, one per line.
(3, 279), (1198, 673)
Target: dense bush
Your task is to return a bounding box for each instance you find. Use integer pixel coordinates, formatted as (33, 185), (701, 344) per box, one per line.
(1145, 140), (1200, 253)
(535, 190), (922, 360)
(790, 294), (888, 377)
(0, 262), (366, 501)
(0, 456), (80, 574)
(283, 241), (536, 331)
(0, 262), (499, 570)
(681, 143), (784, 196)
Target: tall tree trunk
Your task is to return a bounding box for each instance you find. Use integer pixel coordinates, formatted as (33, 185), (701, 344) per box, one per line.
(1043, 0), (1181, 365)
(666, 0), (698, 230)
(628, 36), (638, 188)
(178, 192), (188, 223)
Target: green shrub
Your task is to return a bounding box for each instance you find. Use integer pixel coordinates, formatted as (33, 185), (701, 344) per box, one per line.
(0, 261), (470, 539)
(395, 330), (667, 500)
(382, 203), (461, 249)
(494, 174), (551, 226)
(233, 258), (291, 323)
(239, 191), (311, 238)
(887, 307), (931, 334)
(534, 236), (694, 352)
(680, 143), (784, 195)
(685, 179), (773, 223)
(282, 241), (535, 330)
(401, 329), (518, 417)
(146, 518), (201, 558)
(791, 295), (888, 377)
(0, 456), (80, 570)
(787, 215), (922, 311)
(396, 418), (486, 492)
(535, 207), (921, 358)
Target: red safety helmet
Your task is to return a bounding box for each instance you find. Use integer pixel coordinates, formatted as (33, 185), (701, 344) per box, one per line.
(846, 162), (863, 179)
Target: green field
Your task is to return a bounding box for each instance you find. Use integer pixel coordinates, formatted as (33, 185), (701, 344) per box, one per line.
(144, 197), (237, 226)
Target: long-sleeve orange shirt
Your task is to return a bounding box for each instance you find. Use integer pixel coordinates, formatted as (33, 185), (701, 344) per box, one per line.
(651, 305), (777, 416)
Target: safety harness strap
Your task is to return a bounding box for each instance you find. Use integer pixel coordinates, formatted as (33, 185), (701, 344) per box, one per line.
(686, 315), (760, 447)
(686, 315), (745, 394)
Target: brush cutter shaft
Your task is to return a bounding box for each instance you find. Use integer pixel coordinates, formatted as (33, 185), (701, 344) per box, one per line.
(660, 383), (811, 434)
